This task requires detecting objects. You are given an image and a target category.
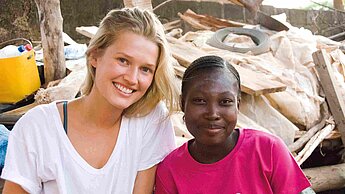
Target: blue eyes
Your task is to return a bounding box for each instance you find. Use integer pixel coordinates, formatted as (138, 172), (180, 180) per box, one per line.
(141, 66), (154, 73)
(116, 57), (154, 74)
(118, 57), (128, 65)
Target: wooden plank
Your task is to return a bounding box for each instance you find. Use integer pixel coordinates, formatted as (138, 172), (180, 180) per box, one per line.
(0, 114), (22, 125)
(179, 9), (246, 31)
(75, 26), (98, 39)
(163, 20), (181, 32)
(1, 102), (38, 116)
(123, 0), (152, 10)
(0, 102), (38, 125)
(312, 49), (345, 145)
(234, 66), (286, 95)
(167, 36), (210, 67)
(178, 12), (213, 31)
(167, 36), (287, 95)
(76, 26), (287, 95)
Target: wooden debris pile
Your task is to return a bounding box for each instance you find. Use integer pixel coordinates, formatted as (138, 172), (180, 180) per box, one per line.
(165, 9), (345, 192)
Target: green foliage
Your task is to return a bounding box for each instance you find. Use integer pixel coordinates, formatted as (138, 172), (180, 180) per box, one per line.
(302, 0), (335, 10)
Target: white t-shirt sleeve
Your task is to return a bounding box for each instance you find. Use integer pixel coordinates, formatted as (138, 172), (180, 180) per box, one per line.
(1, 112), (42, 194)
(137, 102), (176, 171)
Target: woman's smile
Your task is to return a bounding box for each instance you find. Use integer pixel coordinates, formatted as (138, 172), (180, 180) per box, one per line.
(113, 82), (135, 95)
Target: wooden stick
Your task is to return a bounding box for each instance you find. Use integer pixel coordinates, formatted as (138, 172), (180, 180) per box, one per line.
(289, 117), (327, 153)
(328, 31), (345, 41)
(153, 0), (173, 12)
(295, 120), (335, 165)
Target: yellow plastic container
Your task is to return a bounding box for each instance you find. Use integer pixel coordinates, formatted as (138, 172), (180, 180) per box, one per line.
(0, 49), (41, 103)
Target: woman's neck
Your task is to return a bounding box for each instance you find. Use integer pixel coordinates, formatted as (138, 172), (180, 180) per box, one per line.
(71, 93), (123, 131)
(188, 129), (239, 164)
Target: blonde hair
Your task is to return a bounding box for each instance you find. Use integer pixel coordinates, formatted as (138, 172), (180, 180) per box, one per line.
(82, 7), (179, 117)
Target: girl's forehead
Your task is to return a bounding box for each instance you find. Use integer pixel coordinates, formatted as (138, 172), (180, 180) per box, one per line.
(185, 69), (238, 91)
(189, 68), (234, 82)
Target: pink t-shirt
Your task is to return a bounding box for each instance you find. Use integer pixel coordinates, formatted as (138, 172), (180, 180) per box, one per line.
(155, 128), (311, 194)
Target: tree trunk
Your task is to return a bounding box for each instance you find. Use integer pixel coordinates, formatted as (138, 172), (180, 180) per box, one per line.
(123, 0), (153, 10)
(334, 0), (345, 11)
(303, 163), (345, 192)
(34, 0), (66, 83)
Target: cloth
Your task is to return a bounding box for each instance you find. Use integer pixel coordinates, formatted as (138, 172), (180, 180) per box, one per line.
(1, 101), (176, 194)
(0, 124), (9, 170)
(155, 128), (311, 194)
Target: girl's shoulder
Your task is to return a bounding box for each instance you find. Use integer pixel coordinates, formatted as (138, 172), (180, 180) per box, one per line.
(241, 128), (282, 145)
(161, 141), (188, 164)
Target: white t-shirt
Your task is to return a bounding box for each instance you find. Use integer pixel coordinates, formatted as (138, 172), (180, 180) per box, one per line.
(1, 101), (176, 194)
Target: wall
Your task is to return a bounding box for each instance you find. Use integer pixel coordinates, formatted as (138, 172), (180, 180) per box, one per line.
(0, 0), (344, 44)
(153, 0), (345, 38)
(0, 0), (123, 43)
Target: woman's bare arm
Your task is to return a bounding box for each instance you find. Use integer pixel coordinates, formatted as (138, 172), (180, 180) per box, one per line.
(132, 165), (157, 194)
(2, 180), (28, 194)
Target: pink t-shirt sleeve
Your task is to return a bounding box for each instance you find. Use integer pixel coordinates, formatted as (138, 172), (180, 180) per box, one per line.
(270, 138), (311, 194)
(155, 161), (177, 194)
(155, 171), (172, 194)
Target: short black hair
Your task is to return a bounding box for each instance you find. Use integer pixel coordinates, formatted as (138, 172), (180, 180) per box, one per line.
(181, 55), (241, 99)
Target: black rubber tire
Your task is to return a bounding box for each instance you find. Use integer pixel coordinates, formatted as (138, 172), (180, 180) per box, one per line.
(207, 27), (270, 55)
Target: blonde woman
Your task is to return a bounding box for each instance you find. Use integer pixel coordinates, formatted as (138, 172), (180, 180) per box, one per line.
(2, 7), (179, 194)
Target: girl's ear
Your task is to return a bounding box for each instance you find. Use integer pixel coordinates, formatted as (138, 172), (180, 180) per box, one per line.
(180, 95), (185, 113)
(237, 98), (241, 111)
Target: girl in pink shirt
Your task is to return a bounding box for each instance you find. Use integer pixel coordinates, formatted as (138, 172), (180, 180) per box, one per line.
(155, 55), (312, 194)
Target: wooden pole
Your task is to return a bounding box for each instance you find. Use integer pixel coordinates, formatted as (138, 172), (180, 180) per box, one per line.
(312, 49), (345, 146)
(334, 0), (345, 11)
(34, 0), (66, 83)
(303, 163), (345, 192)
